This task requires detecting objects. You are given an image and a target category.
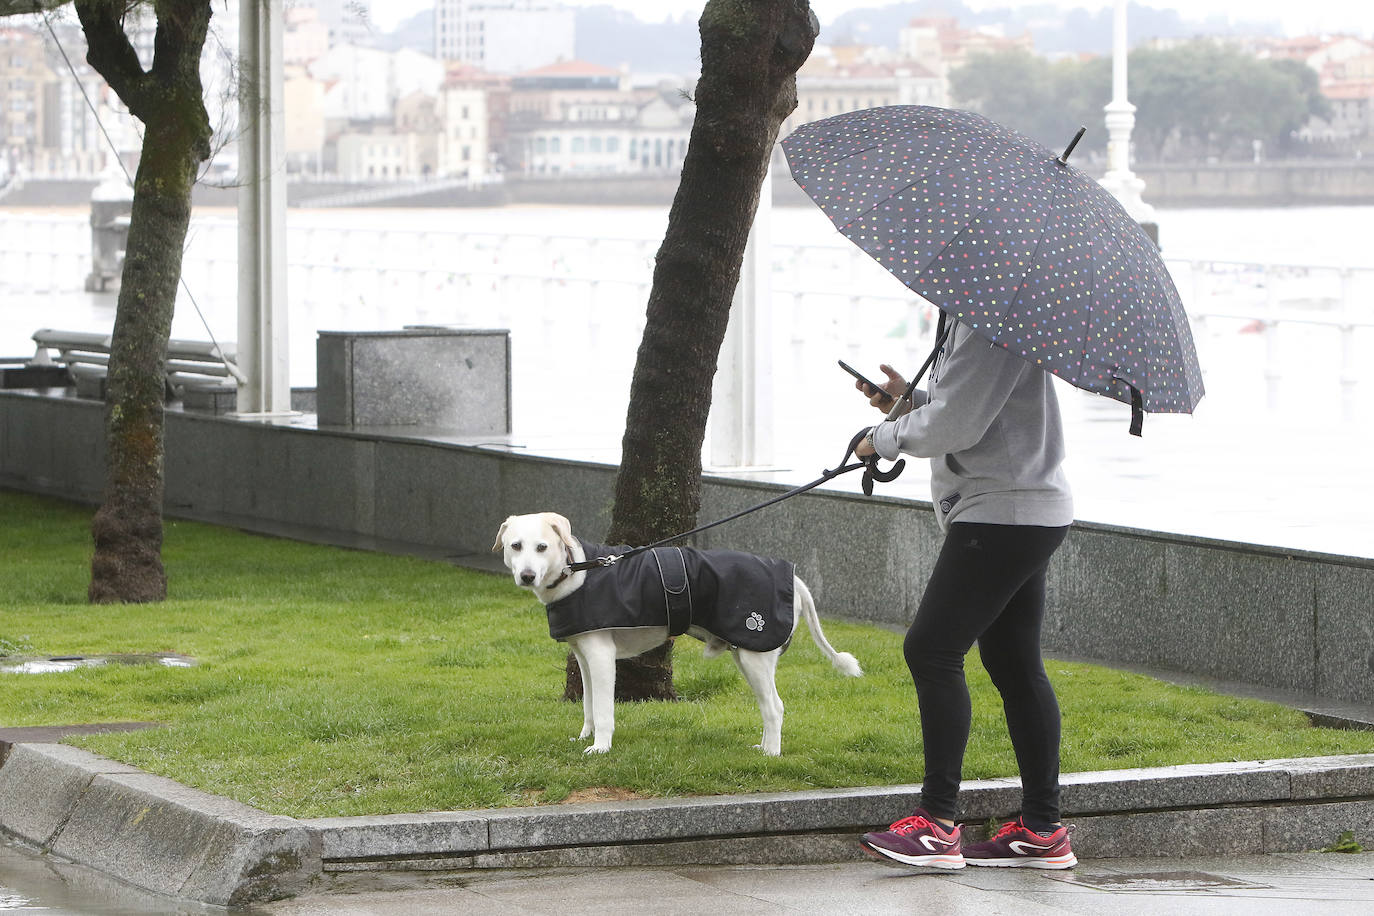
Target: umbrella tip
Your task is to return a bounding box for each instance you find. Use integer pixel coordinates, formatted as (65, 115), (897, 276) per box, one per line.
(1056, 126), (1087, 166)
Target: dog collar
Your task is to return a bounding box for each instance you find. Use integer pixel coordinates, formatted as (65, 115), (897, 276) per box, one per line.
(542, 544), (577, 591)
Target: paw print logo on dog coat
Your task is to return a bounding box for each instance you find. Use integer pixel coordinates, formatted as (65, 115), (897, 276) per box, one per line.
(745, 611), (766, 632)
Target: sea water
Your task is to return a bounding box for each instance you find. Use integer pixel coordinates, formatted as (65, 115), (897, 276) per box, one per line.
(0, 203), (1371, 557)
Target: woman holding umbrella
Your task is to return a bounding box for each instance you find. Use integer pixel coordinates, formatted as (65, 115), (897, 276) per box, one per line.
(783, 104), (1204, 870)
(851, 310), (1078, 871)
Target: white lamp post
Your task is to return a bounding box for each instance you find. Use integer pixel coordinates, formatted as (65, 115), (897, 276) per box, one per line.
(1098, 0), (1157, 231)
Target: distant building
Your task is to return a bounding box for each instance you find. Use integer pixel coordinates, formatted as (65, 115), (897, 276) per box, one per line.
(0, 28), (52, 180)
(1265, 35), (1374, 155)
(898, 15), (1034, 79)
(313, 45), (445, 122)
(284, 65), (327, 175)
(439, 64), (508, 180)
(305, 0), (376, 50)
(336, 127), (427, 180)
(285, 6), (331, 67)
(781, 45), (947, 140)
(434, 0), (576, 74)
(503, 60), (692, 175)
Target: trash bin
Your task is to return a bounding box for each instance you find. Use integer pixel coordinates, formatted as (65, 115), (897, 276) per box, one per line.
(316, 327), (511, 431)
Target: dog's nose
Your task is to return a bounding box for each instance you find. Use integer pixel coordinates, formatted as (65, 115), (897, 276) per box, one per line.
(520, 571), (536, 585)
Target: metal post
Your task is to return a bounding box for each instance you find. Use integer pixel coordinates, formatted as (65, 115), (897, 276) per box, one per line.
(1263, 264), (1281, 411)
(709, 161), (775, 469)
(1338, 268), (1357, 422)
(236, 0), (292, 416)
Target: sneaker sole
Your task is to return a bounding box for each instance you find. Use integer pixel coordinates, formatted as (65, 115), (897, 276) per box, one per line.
(965, 853), (1077, 869)
(860, 842), (965, 870)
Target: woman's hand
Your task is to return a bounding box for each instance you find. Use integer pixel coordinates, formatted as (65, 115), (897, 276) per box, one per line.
(856, 364), (908, 413)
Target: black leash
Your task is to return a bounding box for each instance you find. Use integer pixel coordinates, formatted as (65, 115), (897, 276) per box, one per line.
(568, 313), (953, 574)
(568, 429), (897, 572)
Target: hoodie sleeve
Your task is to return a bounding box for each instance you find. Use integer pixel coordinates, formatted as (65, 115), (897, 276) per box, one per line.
(870, 324), (1026, 460)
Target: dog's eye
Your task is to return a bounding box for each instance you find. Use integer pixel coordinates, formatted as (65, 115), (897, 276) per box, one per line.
(536, 543), (548, 553)
(510, 541), (522, 552)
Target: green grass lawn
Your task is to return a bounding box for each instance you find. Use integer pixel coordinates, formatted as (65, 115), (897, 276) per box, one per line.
(2, 489), (1372, 819)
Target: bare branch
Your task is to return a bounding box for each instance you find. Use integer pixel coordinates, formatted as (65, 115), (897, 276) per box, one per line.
(73, 0), (152, 118)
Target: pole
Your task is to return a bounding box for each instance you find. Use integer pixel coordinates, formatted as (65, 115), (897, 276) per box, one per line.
(236, 0), (292, 416)
(709, 158), (776, 469)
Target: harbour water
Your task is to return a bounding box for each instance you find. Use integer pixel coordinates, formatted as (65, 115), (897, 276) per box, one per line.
(1, 202), (1372, 558)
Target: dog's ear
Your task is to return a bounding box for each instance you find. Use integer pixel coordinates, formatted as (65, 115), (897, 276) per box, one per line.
(544, 512), (575, 552)
(491, 516), (514, 552)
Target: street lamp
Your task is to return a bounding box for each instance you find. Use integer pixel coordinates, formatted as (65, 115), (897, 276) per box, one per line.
(1098, 0), (1159, 243)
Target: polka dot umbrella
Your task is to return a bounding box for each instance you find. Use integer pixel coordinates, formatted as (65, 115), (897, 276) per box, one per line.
(781, 105), (1204, 435)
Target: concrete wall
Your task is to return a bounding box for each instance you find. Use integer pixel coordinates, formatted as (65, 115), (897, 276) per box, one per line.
(1131, 162), (1374, 207)
(2, 389), (1371, 705)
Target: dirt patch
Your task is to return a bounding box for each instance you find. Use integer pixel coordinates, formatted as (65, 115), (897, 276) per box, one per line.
(558, 787), (653, 804)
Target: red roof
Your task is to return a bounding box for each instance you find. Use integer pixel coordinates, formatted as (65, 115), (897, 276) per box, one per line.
(516, 59), (620, 78)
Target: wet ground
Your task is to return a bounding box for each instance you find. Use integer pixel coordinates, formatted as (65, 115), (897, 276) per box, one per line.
(259, 850), (1374, 914)
(5, 840), (1373, 914)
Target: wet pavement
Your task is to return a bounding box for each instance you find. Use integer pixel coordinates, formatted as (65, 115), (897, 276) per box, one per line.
(253, 852), (1374, 915)
(0, 839), (220, 915)
(7, 835), (1373, 914)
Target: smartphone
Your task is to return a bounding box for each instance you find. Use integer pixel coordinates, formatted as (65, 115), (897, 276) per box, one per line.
(838, 359), (889, 399)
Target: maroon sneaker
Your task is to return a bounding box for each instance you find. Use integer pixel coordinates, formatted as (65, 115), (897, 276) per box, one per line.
(860, 808), (965, 869)
(962, 818), (1077, 869)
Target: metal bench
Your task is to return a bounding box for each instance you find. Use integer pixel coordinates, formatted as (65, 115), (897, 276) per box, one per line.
(29, 328), (244, 410)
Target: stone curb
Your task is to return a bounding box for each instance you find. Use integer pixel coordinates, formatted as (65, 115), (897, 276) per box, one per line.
(2, 742), (1372, 904)
(303, 754), (1374, 871)
(0, 743), (319, 906)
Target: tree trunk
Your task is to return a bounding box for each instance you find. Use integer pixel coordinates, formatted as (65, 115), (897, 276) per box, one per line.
(565, 0), (819, 701)
(78, 0), (213, 603)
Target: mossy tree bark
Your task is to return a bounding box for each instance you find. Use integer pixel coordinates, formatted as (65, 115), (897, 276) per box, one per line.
(565, 0), (819, 702)
(75, 0), (213, 603)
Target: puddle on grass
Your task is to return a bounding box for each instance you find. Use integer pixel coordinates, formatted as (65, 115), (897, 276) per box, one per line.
(0, 653), (197, 675)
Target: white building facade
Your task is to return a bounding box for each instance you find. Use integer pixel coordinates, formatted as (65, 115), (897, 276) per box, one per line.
(434, 0), (575, 74)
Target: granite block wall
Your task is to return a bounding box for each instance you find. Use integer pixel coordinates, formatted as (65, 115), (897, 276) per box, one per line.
(2, 390), (1371, 704)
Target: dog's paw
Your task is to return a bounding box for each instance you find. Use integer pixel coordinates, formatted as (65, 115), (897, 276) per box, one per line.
(577, 726), (593, 740)
(584, 744), (611, 755)
(754, 743), (782, 757)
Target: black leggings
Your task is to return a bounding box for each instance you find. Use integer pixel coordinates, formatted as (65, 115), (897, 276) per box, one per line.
(905, 522), (1068, 829)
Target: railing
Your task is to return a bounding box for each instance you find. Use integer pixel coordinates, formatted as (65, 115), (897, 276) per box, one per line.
(1, 213), (1370, 424)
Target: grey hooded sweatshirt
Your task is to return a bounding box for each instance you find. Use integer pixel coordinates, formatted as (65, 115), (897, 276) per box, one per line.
(869, 319), (1073, 532)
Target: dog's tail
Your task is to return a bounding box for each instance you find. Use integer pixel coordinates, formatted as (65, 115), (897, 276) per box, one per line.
(795, 578), (862, 677)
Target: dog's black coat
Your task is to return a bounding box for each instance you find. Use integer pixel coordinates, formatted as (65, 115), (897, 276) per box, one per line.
(546, 538), (795, 653)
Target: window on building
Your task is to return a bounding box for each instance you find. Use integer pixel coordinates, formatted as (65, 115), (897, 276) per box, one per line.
(608, 137), (619, 153)
(590, 136), (602, 153)
(551, 137), (560, 153)
(572, 137), (585, 153)
(535, 137), (547, 154)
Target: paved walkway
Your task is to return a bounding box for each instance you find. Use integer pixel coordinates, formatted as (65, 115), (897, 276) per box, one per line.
(256, 852), (1374, 915)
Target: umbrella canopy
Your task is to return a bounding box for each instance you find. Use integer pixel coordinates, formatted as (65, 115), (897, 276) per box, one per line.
(781, 105), (1204, 432)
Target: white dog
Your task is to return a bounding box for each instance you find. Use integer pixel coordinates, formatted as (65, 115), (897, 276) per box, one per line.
(493, 512), (862, 756)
